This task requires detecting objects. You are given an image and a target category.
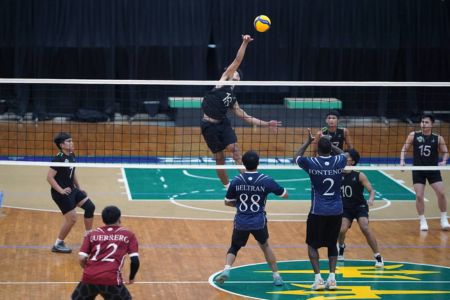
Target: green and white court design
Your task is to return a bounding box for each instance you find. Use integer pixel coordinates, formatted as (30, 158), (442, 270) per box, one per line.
(208, 260), (450, 300)
(124, 169), (415, 201)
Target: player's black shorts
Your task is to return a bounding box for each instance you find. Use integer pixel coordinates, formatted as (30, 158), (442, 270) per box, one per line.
(306, 213), (342, 249)
(231, 224), (269, 248)
(71, 282), (132, 300)
(201, 118), (237, 153)
(412, 170), (442, 185)
(343, 204), (369, 223)
(51, 188), (87, 215)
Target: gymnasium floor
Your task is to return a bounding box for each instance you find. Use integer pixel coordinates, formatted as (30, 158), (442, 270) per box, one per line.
(0, 165), (449, 299)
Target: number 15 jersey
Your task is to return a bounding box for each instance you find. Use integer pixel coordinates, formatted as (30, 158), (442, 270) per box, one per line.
(79, 226), (139, 286)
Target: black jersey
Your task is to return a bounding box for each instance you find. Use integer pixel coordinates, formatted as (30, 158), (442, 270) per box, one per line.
(341, 171), (366, 209)
(321, 127), (345, 155)
(413, 131), (439, 166)
(50, 152), (76, 191)
(201, 85), (237, 120)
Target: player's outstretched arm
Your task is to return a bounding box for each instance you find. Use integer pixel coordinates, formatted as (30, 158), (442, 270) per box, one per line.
(294, 128), (314, 159)
(232, 102), (282, 131)
(400, 132), (414, 165)
(344, 128), (353, 149)
(220, 35), (254, 81)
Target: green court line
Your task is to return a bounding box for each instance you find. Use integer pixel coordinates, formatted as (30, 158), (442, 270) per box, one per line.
(124, 169), (415, 201)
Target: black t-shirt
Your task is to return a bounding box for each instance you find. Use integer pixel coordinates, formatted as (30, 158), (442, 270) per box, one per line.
(413, 132), (439, 166)
(341, 171), (366, 209)
(50, 152), (76, 192)
(201, 85), (237, 120)
(321, 127), (345, 155)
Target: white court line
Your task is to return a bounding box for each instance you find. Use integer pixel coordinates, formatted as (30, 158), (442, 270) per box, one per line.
(120, 168), (132, 201)
(378, 169), (427, 202)
(0, 281), (209, 285)
(182, 170), (309, 182)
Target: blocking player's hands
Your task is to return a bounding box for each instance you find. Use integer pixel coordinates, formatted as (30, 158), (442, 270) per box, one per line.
(268, 120), (282, 133)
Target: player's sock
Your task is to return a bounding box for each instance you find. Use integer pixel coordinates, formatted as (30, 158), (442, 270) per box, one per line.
(328, 273), (335, 281)
(55, 238), (63, 246)
(315, 273), (322, 281)
(419, 215), (426, 222)
(224, 265), (231, 270)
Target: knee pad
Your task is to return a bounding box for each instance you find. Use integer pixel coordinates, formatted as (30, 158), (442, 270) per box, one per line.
(227, 243), (242, 256)
(328, 244), (338, 257)
(81, 199), (95, 218)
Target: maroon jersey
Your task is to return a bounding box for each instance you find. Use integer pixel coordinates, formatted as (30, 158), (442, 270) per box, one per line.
(79, 225), (139, 285)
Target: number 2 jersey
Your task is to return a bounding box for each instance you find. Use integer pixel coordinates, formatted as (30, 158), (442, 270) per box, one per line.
(296, 154), (347, 215)
(79, 226), (139, 286)
(413, 131), (439, 166)
(225, 172), (287, 230)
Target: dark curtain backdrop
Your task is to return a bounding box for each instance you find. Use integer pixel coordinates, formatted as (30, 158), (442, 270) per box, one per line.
(0, 0), (449, 116)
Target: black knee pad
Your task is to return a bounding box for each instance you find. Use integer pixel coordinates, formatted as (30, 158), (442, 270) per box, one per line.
(81, 199), (95, 218)
(328, 244), (338, 257)
(227, 243), (242, 256)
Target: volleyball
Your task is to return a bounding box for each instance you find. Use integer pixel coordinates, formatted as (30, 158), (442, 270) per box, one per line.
(254, 15), (271, 33)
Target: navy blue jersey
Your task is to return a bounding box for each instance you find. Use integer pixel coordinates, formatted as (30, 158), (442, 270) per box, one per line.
(50, 152), (76, 191)
(225, 172), (286, 230)
(296, 154), (347, 215)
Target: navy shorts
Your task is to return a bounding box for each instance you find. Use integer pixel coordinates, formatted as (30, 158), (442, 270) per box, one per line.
(71, 282), (132, 300)
(412, 170), (442, 185)
(306, 213), (342, 249)
(201, 118), (237, 153)
(51, 188), (87, 215)
(231, 225), (269, 248)
(343, 204), (369, 224)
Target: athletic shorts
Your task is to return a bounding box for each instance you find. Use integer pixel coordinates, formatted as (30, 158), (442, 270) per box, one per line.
(201, 118), (237, 153)
(306, 213), (342, 249)
(231, 225), (269, 248)
(343, 204), (369, 224)
(51, 188), (87, 215)
(71, 282), (132, 300)
(412, 170), (442, 185)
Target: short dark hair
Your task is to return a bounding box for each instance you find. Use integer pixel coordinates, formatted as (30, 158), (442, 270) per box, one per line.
(54, 132), (71, 150)
(242, 150), (259, 170)
(421, 114), (435, 123)
(102, 206), (121, 225)
(317, 137), (332, 155)
(347, 149), (360, 166)
(326, 110), (340, 118)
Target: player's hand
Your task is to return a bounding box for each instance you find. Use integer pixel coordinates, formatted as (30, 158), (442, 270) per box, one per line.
(60, 187), (72, 195)
(438, 161), (447, 166)
(242, 34), (254, 43)
(367, 199), (374, 206)
(268, 120), (282, 133)
(307, 128), (315, 143)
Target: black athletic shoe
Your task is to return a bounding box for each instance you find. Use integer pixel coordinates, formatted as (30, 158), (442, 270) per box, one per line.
(51, 241), (72, 253)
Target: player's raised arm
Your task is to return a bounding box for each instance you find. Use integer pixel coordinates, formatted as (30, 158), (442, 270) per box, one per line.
(220, 35), (254, 81)
(400, 131), (415, 166)
(294, 128), (314, 160)
(343, 128), (353, 150)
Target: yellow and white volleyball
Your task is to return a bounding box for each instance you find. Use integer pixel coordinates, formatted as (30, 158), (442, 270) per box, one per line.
(254, 15), (271, 33)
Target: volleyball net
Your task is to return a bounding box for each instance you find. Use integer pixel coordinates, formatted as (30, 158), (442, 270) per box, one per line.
(0, 78), (449, 171)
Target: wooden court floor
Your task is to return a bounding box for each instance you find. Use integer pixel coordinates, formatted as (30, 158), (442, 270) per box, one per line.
(0, 166), (449, 299)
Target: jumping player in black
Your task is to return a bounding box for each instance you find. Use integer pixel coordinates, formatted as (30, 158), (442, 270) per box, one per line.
(400, 114), (449, 231)
(337, 149), (384, 268)
(47, 132), (96, 253)
(214, 150), (288, 286)
(201, 34), (281, 189)
(313, 110), (353, 156)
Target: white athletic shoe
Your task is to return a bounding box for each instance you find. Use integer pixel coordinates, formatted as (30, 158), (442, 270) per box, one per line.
(374, 255), (384, 268)
(325, 278), (337, 290)
(441, 218), (450, 231)
(420, 219), (429, 231)
(311, 278), (325, 291)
